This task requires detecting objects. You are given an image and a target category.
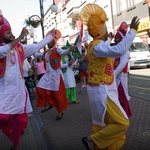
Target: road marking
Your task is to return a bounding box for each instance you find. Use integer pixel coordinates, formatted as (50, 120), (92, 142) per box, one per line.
(129, 85), (150, 91)
(129, 76), (150, 81)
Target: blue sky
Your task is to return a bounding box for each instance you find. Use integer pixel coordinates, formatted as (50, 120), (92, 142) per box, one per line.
(0, 0), (52, 37)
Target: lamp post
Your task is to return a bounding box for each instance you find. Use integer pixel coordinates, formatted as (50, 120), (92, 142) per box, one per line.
(39, 0), (45, 39)
(39, 0), (58, 39)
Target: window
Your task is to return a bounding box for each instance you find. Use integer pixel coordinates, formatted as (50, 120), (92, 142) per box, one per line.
(116, 0), (122, 15)
(126, 0), (135, 10)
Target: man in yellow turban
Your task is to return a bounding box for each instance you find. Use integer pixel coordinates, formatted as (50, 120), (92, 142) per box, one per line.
(79, 3), (140, 150)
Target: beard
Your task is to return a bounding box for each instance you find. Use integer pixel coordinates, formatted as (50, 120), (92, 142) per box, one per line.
(47, 44), (54, 49)
(3, 37), (13, 44)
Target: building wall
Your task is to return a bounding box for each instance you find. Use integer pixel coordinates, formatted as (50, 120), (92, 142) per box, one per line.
(43, 0), (113, 44)
(113, 1), (148, 27)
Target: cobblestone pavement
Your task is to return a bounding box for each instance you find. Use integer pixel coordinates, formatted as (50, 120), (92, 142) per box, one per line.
(1, 85), (150, 150)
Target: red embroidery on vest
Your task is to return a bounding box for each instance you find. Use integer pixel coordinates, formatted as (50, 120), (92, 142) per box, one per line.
(105, 64), (113, 76)
(15, 43), (24, 77)
(90, 71), (94, 77)
(0, 43), (24, 78)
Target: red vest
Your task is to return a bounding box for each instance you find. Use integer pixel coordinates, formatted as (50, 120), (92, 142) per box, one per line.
(0, 43), (24, 78)
(44, 47), (61, 70)
(114, 57), (128, 73)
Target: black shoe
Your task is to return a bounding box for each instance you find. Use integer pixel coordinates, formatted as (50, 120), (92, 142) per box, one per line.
(41, 106), (52, 113)
(82, 137), (91, 150)
(73, 101), (80, 104)
(55, 113), (64, 121)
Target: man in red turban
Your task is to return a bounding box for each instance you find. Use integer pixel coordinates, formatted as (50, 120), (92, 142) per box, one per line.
(114, 22), (132, 118)
(35, 29), (76, 120)
(0, 10), (58, 150)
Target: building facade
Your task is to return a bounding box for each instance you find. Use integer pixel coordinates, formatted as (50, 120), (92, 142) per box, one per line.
(33, 0), (150, 45)
(112, 0), (150, 44)
(43, 0), (113, 44)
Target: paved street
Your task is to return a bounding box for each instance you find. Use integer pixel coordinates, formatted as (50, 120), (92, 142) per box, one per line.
(1, 69), (150, 150)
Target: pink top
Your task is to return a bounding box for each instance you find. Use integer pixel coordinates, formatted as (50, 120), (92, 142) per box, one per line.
(35, 61), (46, 75)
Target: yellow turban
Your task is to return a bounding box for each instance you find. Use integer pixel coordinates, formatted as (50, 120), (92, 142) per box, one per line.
(79, 3), (107, 39)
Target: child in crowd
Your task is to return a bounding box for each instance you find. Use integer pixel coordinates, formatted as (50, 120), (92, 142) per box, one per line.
(25, 69), (36, 99)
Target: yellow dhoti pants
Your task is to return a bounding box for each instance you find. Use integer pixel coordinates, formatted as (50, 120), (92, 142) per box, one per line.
(90, 97), (129, 150)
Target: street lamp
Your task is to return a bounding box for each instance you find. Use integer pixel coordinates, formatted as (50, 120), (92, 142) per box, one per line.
(39, 0), (58, 38)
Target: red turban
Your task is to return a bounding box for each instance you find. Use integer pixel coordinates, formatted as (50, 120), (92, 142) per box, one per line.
(0, 24), (11, 43)
(0, 15), (10, 27)
(46, 29), (61, 40)
(114, 22), (128, 44)
(0, 11), (11, 43)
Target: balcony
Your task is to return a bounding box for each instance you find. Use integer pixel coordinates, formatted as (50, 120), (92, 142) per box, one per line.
(67, 1), (86, 19)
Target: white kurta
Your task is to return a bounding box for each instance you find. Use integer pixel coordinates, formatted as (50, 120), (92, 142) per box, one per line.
(61, 56), (76, 88)
(0, 34), (54, 114)
(87, 29), (136, 127)
(35, 47), (72, 91)
(114, 51), (130, 101)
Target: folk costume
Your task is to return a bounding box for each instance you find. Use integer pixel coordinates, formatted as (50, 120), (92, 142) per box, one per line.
(0, 11), (55, 148)
(114, 22), (132, 118)
(35, 32), (72, 120)
(61, 51), (77, 103)
(79, 3), (137, 150)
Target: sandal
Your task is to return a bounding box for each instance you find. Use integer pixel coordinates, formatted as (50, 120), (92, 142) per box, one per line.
(41, 105), (52, 113)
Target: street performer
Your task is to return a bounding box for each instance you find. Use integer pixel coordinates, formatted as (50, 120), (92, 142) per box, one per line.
(35, 30), (76, 120)
(114, 21), (132, 118)
(0, 10), (57, 150)
(79, 3), (140, 150)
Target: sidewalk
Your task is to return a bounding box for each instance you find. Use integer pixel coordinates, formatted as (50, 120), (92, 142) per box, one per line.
(1, 85), (150, 150)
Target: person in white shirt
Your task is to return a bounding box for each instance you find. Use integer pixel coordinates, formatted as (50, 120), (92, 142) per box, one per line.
(0, 12), (57, 150)
(34, 33), (76, 121)
(23, 58), (32, 94)
(114, 21), (132, 118)
(79, 3), (139, 150)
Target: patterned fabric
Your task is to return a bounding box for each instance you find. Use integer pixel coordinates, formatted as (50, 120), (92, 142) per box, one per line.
(87, 40), (114, 85)
(0, 43), (24, 78)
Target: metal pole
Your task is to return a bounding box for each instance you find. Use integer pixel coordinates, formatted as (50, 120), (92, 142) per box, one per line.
(110, 0), (114, 31)
(39, 0), (44, 39)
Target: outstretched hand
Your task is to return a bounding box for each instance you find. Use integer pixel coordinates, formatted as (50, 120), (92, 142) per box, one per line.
(130, 16), (140, 31)
(108, 32), (114, 41)
(69, 45), (76, 52)
(19, 27), (28, 39)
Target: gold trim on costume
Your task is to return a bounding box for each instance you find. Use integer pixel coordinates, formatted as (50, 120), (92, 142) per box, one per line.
(10, 50), (14, 54)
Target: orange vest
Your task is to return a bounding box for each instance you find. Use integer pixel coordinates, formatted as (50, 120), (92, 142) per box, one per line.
(44, 47), (61, 70)
(0, 43), (24, 78)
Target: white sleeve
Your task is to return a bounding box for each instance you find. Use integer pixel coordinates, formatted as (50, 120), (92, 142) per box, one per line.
(34, 52), (44, 58)
(94, 29), (136, 58)
(57, 47), (71, 55)
(0, 44), (11, 58)
(114, 51), (130, 77)
(61, 60), (68, 69)
(23, 34), (54, 58)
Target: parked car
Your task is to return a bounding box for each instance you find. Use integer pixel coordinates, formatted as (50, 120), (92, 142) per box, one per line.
(129, 37), (150, 69)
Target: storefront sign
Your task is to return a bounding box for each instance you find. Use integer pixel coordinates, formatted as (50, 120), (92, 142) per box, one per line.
(138, 21), (150, 31)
